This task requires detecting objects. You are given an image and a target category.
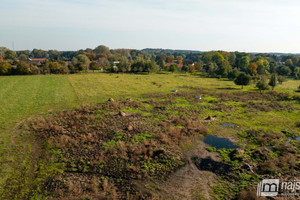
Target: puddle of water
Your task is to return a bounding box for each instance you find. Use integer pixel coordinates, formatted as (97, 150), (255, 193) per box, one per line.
(288, 137), (300, 141)
(220, 123), (236, 128)
(192, 157), (231, 175)
(266, 146), (273, 151)
(203, 135), (239, 149)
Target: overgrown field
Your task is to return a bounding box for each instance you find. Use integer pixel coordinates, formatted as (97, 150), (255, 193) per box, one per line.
(0, 73), (299, 199)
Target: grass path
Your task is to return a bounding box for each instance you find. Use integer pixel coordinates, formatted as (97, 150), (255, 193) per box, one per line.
(0, 75), (79, 185)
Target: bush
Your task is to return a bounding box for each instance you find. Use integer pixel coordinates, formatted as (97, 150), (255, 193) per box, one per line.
(181, 65), (188, 72)
(268, 73), (277, 90)
(188, 65), (196, 73)
(89, 61), (99, 71)
(14, 62), (31, 75)
(234, 72), (251, 89)
(68, 63), (76, 74)
(0, 61), (13, 75)
(277, 76), (287, 84)
(228, 68), (239, 80)
(30, 65), (40, 75)
(49, 62), (63, 74)
(256, 78), (269, 93)
(168, 64), (178, 73)
(277, 66), (291, 76)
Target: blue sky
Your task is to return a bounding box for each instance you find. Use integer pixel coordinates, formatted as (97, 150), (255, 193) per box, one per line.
(0, 0), (300, 52)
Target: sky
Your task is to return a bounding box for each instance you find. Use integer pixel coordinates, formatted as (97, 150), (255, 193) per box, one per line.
(0, 0), (300, 53)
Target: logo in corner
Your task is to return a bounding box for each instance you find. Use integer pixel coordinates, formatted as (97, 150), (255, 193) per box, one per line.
(257, 179), (280, 197)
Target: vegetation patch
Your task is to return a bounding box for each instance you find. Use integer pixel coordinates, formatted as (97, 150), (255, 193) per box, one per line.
(1, 94), (209, 199)
(1, 84), (299, 199)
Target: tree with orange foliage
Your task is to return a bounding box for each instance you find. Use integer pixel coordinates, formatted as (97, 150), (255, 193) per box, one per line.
(247, 63), (257, 75)
(188, 65), (196, 73)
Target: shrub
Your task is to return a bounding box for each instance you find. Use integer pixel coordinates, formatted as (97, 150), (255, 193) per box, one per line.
(14, 62), (31, 75)
(268, 73), (277, 90)
(277, 65), (291, 76)
(188, 65), (196, 74)
(181, 65), (189, 72)
(277, 76), (287, 84)
(30, 64), (40, 75)
(234, 72), (251, 89)
(89, 61), (98, 71)
(256, 77), (269, 93)
(228, 68), (239, 80)
(0, 61), (13, 75)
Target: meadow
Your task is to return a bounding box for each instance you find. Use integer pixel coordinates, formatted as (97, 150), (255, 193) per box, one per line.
(0, 73), (299, 199)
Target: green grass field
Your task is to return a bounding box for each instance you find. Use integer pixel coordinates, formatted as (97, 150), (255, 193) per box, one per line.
(0, 73), (299, 187)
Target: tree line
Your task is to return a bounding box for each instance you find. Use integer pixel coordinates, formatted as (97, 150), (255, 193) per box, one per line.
(0, 45), (300, 81)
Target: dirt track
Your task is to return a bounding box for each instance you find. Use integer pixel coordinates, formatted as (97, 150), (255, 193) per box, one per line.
(155, 138), (221, 200)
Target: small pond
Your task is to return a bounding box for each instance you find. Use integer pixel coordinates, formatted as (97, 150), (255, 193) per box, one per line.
(266, 146), (273, 151)
(220, 123), (236, 128)
(204, 135), (239, 149)
(192, 157), (231, 175)
(288, 137), (300, 141)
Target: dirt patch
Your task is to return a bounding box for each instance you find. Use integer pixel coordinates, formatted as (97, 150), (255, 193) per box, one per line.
(154, 139), (221, 200)
(22, 97), (208, 199)
(216, 91), (294, 102)
(243, 101), (294, 112)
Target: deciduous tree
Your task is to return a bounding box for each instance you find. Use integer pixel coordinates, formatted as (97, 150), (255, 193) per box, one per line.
(256, 77), (269, 93)
(49, 62), (63, 74)
(285, 59), (293, 67)
(176, 56), (183, 64)
(0, 62), (12, 75)
(4, 50), (17, 60)
(234, 72), (251, 89)
(208, 63), (216, 75)
(216, 60), (231, 77)
(247, 63), (258, 75)
(181, 65), (188, 72)
(228, 68), (239, 80)
(118, 56), (131, 73)
(15, 62), (31, 75)
(256, 58), (269, 75)
(238, 56), (250, 72)
(212, 52), (224, 66)
(277, 66), (291, 76)
(89, 61), (98, 72)
(166, 55), (174, 63)
(269, 74), (277, 90)
(94, 45), (110, 54)
(169, 64), (178, 73)
(19, 54), (28, 61)
(188, 65), (196, 74)
(293, 67), (300, 79)
(194, 62), (203, 71)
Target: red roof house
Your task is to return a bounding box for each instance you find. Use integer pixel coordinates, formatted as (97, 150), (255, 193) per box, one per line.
(165, 63), (183, 69)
